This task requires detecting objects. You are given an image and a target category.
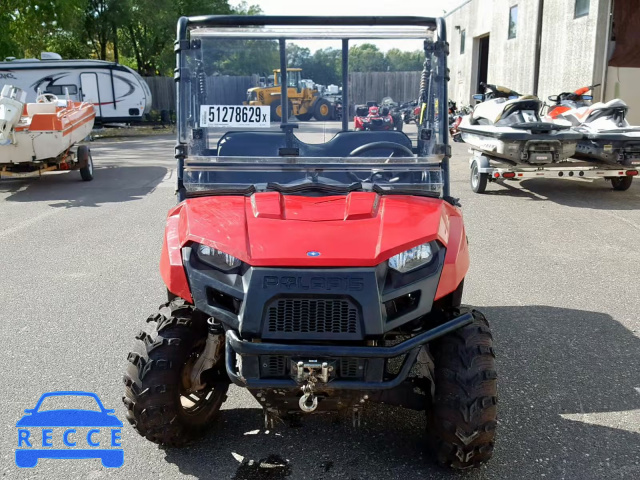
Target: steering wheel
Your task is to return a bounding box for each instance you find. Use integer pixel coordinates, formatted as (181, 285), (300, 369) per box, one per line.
(36, 93), (59, 104)
(347, 141), (415, 184)
(348, 141), (414, 159)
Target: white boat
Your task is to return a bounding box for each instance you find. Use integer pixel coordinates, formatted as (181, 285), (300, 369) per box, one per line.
(0, 85), (96, 180)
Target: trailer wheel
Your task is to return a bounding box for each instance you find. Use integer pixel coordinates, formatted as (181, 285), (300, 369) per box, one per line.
(610, 176), (633, 191)
(78, 145), (94, 181)
(313, 98), (332, 121)
(427, 309), (497, 470)
(470, 160), (487, 193)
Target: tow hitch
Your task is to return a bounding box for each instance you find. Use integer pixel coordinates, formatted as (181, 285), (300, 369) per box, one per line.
(292, 360), (335, 412)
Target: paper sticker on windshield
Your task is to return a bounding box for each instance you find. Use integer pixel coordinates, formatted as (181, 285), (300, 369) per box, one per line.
(200, 105), (270, 128)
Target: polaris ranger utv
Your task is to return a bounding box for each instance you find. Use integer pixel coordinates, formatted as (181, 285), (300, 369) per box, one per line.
(123, 16), (497, 470)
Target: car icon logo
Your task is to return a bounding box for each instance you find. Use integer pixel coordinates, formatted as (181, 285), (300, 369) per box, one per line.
(307, 251), (321, 257)
(15, 391), (124, 468)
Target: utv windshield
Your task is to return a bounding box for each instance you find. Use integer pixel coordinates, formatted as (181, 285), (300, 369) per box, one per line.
(176, 17), (450, 200)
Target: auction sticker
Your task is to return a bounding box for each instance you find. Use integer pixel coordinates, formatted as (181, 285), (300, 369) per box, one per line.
(200, 105), (270, 128)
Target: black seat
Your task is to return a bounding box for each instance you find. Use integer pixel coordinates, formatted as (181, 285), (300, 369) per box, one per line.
(217, 130), (413, 157)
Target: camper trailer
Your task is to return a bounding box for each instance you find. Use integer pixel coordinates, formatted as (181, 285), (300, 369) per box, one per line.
(0, 53), (152, 124)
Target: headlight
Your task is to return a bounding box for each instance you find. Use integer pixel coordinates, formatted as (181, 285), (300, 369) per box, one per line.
(195, 244), (241, 270)
(388, 242), (434, 273)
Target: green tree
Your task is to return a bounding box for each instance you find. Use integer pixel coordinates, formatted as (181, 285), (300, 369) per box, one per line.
(119, 0), (267, 76)
(84, 0), (128, 61)
(287, 44), (311, 68)
(1, 0), (86, 59)
(303, 48), (341, 85)
(0, 2), (19, 59)
(213, 39), (279, 76)
(349, 43), (387, 72)
(385, 48), (423, 71)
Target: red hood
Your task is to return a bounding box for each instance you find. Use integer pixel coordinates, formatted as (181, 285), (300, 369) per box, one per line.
(171, 192), (454, 267)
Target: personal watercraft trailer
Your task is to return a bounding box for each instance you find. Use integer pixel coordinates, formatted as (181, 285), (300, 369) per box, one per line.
(0, 85), (96, 180)
(122, 15), (498, 470)
(469, 151), (638, 193)
(0, 55), (152, 124)
(459, 84), (582, 166)
(462, 84), (637, 193)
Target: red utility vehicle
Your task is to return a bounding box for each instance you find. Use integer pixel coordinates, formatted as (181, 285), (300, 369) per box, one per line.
(123, 16), (497, 470)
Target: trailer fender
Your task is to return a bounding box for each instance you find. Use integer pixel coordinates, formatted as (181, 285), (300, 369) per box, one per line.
(470, 154), (490, 171)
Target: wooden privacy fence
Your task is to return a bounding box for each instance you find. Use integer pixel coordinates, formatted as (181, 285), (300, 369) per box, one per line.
(142, 75), (258, 112)
(142, 77), (175, 111)
(143, 72), (423, 111)
(348, 71), (422, 105)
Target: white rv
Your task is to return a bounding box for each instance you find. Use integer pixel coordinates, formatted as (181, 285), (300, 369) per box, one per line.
(0, 53), (152, 124)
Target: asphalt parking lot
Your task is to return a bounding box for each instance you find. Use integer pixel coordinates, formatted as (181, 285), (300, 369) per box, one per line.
(1, 122), (639, 479)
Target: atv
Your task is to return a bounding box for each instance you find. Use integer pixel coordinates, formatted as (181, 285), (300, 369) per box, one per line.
(354, 103), (399, 131)
(123, 15), (497, 470)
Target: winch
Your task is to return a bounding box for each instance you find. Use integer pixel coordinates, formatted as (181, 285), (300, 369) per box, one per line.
(291, 359), (336, 412)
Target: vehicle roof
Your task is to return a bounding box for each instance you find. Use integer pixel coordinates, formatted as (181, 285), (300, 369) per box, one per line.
(0, 58), (134, 72)
(184, 16), (439, 40)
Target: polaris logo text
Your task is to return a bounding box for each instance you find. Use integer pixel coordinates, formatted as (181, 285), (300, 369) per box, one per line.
(263, 276), (364, 291)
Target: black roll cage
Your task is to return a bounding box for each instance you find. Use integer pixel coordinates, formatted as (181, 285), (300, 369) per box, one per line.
(174, 16), (450, 201)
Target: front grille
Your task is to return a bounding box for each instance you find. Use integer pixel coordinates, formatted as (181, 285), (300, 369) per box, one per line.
(264, 297), (360, 339)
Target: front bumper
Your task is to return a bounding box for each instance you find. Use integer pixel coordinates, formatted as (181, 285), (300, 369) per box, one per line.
(225, 312), (473, 390)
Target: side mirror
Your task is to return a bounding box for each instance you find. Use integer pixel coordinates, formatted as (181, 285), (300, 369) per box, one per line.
(473, 94), (484, 102)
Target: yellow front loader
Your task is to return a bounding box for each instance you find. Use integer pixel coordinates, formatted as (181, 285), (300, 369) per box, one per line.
(245, 68), (332, 121)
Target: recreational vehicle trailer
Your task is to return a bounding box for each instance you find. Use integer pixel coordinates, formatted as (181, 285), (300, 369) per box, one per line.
(0, 56), (152, 124)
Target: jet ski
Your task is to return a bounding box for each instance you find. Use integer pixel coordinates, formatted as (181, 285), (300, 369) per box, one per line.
(546, 85), (640, 166)
(459, 83), (582, 165)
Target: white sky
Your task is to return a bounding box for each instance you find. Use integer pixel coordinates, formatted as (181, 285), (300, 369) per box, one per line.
(232, 0), (465, 51)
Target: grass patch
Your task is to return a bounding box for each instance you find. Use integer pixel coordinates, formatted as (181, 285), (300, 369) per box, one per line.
(91, 125), (176, 140)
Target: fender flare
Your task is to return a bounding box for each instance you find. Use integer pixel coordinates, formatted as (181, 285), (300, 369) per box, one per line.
(469, 154), (490, 170)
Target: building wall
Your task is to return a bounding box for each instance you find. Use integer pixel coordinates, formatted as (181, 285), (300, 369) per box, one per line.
(486, 0), (540, 95)
(446, 0), (606, 109)
(605, 67), (640, 124)
(536, 0), (604, 105)
(446, 0), (493, 106)
(446, 0), (541, 107)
